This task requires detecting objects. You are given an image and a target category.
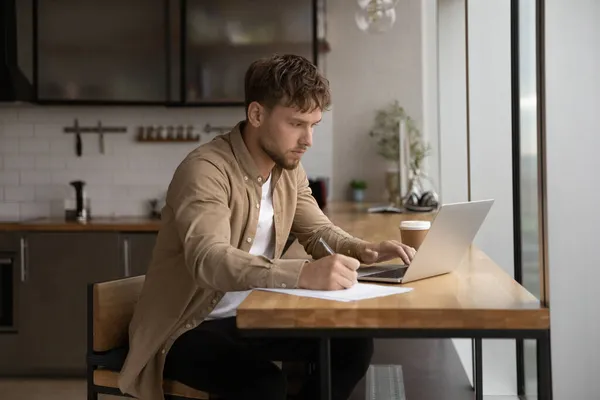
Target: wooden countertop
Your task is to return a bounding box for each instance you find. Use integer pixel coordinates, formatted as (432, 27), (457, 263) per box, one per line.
(0, 201), (426, 233)
(237, 202), (549, 331)
(0, 216), (162, 232)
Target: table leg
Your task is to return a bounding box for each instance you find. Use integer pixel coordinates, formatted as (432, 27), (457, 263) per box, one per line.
(537, 330), (553, 400)
(472, 338), (483, 400)
(319, 337), (332, 400)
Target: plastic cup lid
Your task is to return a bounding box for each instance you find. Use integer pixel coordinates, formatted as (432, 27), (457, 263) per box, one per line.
(399, 220), (431, 230)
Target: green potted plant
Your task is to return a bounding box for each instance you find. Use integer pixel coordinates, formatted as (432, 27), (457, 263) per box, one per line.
(368, 100), (432, 202)
(350, 180), (367, 202)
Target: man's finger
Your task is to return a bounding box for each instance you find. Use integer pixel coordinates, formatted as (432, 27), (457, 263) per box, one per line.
(335, 272), (356, 289)
(362, 248), (379, 263)
(336, 254), (360, 270)
(395, 244), (411, 264)
(338, 267), (358, 284)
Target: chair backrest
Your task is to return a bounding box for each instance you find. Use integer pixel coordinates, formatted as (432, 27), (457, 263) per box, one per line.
(89, 275), (145, 352)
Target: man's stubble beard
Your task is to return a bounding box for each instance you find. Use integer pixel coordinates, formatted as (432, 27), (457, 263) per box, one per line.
(259, 138), (300, 171)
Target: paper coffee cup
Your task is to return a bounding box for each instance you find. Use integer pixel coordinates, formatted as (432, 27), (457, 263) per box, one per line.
(399, 220), (431, 250)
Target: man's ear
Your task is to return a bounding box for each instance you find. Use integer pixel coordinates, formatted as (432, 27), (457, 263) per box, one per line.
(247, 102), (264, 128)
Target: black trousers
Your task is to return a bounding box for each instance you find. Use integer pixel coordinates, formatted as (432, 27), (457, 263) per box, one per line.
(163, 317), (374, 400)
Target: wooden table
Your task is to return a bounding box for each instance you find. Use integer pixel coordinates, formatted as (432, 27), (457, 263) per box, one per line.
(236, 202), (552, 400)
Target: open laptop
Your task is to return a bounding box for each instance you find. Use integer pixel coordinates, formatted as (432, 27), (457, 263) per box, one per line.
(357, 199), (494, 284)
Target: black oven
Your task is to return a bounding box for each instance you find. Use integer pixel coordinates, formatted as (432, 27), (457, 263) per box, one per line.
(0, 252), (15, 329)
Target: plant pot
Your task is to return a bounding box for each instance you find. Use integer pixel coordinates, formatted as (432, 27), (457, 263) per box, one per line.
(352, 189), (365, 203)
(385, 170), (400, 204)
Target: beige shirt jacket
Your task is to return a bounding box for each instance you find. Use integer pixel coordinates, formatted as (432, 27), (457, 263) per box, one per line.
(117, 122), (369, 400)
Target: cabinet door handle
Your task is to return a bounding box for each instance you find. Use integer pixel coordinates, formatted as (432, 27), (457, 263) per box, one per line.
(20, 237), (28, 283)
(123, 237), (131, 277)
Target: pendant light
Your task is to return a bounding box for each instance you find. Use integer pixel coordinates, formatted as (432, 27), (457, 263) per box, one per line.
(355, 0), (399, 34)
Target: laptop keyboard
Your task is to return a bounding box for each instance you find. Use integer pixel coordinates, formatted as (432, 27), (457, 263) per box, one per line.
(364, 266), (408, 279)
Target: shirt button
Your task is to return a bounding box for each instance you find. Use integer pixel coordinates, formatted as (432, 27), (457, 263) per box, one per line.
(256, 203), (260, 208)
(185, 323), (192, 329)
(244, 176), (248, 181)
(257, 177), (263, 182)
(281, 283), (286, 288)
(161, 349), (166, 354)
(247, 237), (252, 243)
(211, 298), (217, 305)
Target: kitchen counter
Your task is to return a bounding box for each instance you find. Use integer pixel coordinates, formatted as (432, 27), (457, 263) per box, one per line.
(0, 202), (436, 233)
(0, 216), (162, 232)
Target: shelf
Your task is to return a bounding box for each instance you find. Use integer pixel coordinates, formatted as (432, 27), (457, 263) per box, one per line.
(136, 137), (200, 143)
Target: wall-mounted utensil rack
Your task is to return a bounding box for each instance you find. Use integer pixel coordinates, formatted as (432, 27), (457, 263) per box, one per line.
(135, 125), (200, 143)
(203, 124), (234, 134)
(136, 137), (200, 143)
(63, 119), (127, 156)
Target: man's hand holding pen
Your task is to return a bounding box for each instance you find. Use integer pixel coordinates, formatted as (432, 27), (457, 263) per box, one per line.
(296, 237), (358, 290)
(296, 237), (417, 291)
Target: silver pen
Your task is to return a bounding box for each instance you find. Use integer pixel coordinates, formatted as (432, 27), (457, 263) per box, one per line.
(318, 237), (335, 255)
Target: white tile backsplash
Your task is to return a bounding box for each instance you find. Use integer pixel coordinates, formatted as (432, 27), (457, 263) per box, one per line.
(1, 105), (333, 221)
(0, 202), (20, 221)
(5, 155), (36, 170)
(0, 138), (19, 154)
(19, 202), (51, 220)
(0, 105), (243, 220)
(19, 138), (51, 154)
(20, 170), (53, 185)
(4, 186), (35, 202)
(0, 171), (19, 185)
(2, 123), (33, 137)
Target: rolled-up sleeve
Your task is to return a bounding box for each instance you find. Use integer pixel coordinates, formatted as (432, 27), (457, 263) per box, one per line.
(166, 157), (307, 291)
(291, 164), (369, 261)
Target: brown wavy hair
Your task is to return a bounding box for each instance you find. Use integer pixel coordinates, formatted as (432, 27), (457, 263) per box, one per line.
(244, 54), (331, 115)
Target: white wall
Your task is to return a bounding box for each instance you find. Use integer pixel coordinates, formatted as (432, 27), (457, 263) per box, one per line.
(437, 0), (473, 385)
(438, 0), (516, 394)
(438, 0), (468, 205)
(545, 0), (600, 398)
(421, 0), (440, 195)
(326, 0), (425, 202)
(467, 0), (516, 395)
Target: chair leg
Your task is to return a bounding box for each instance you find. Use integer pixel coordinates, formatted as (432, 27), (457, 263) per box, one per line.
(87, 365), (98, 400)
(87, 389), (98, 400)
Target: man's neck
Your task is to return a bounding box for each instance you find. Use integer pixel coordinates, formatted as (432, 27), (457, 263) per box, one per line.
(241, 122), (274, 180)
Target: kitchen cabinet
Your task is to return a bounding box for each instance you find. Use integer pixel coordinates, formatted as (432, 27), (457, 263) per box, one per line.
(0, 232), (122, 376)
(179, 0), (316, 105)
(0, 232), (19, 250)
(36, 0), (168, 104)
(28, 0), (319, 106)
(120, 233), (158, 277)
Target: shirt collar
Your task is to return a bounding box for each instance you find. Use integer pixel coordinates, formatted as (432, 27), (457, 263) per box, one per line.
(229, 121), (282, 186)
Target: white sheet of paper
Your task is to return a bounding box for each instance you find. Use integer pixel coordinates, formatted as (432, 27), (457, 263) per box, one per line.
(257, 283), (412, 302)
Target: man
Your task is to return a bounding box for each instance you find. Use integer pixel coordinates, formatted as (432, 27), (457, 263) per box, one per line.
(118, 54), (415, 400)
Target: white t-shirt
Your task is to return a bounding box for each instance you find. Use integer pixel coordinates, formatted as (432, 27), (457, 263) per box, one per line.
(206, 174), (275, 319)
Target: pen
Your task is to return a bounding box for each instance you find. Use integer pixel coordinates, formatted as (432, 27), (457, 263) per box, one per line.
(318, 237), (335, 255)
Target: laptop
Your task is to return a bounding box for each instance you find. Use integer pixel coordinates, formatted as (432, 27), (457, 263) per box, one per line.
(357, 199), (494, 284)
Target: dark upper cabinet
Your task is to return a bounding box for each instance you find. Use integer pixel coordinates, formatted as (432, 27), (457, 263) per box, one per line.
(28, 0), (318, 106)
(36, 0), (168, 104)
(179, 0), (316, 105)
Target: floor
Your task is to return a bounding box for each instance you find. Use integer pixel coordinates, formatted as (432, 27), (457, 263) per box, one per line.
(0, 379), (527, 400)
(0, 339), (533, 400)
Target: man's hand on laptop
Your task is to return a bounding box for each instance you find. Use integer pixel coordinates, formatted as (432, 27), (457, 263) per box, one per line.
(360, 241), (416, 265)
(298, 254), (360, 290)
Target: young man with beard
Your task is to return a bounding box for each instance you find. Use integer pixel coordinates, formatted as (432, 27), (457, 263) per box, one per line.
(118, 54), (416, 400)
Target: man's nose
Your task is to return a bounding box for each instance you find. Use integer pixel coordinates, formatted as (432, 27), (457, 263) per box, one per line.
(301, 128), (313, 147)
